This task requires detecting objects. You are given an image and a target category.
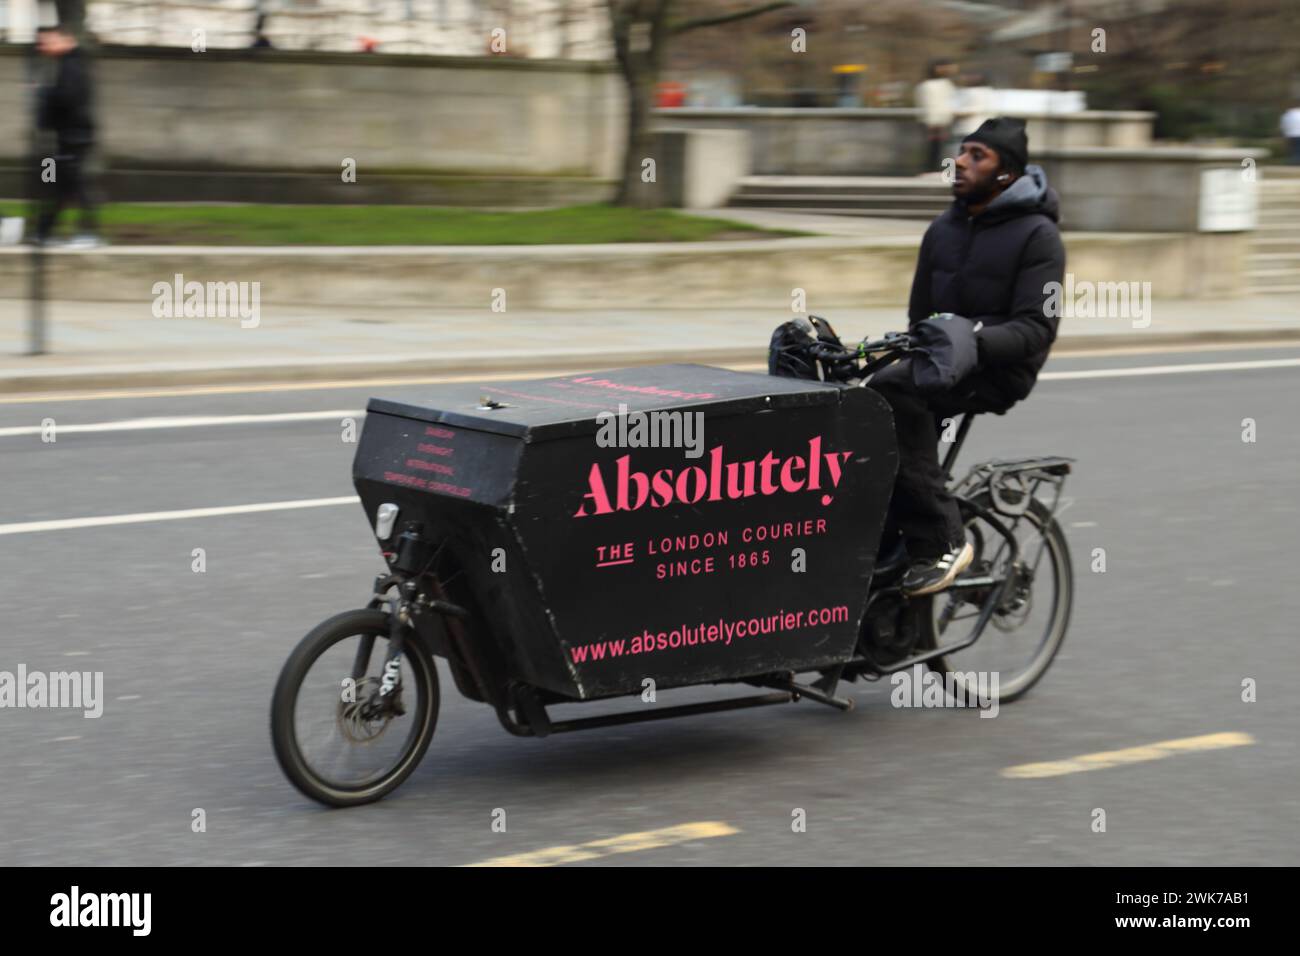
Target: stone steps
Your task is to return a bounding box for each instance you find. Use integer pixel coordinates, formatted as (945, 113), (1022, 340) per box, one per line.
(1246, 172), (1300, 293)
(730, 205), (940, 220)
(1249, 237), (1300, 253)
(724, 170), (1298, 292)
(727, 176), (950, 220)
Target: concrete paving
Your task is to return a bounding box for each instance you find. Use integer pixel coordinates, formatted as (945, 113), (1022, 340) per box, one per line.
(3, 295), (1300, 393)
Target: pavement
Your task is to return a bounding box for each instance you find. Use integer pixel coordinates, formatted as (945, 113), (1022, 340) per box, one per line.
(4, 295), (1300, 394)
(2, 344), (1298, 864)
(4, 205), (1292, 392)
(692, 207), (931, 237)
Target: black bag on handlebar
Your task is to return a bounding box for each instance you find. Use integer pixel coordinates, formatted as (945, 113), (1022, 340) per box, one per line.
(768, 315), (857, 383)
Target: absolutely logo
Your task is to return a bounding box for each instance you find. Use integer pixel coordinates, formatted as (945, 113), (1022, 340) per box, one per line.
(574, 436), (851, 517)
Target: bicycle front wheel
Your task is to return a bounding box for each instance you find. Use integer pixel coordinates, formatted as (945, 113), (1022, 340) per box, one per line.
(271, 609), (439, 807)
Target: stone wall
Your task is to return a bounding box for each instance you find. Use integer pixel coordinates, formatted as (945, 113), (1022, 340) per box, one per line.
(0, 46), (1156, 185)
(1035, 147), (1267, 233)
(649, 108), (1157, 176)
(0, 45), (625, 178)
(0, 231), (1248, 308)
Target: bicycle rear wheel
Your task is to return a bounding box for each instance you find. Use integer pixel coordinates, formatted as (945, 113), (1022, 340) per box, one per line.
(920, 492), (1072, 703)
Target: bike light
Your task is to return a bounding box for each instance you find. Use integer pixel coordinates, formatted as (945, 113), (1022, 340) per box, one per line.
(374, 503), (400, 541)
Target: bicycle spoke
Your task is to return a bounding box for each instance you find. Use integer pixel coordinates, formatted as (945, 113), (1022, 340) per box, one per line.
(293, 633), (419, 787)
(930, 494), (1068, 698)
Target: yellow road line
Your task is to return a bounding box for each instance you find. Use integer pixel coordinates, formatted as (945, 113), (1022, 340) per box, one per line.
(464, 821), (738, 867)
(1001, 731), (1255, 779)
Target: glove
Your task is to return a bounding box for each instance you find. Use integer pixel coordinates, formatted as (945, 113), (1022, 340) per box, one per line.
(910, 313), (980, 393)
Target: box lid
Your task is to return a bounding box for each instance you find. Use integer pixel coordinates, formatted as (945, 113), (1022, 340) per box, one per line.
(365, 364), (847, 441)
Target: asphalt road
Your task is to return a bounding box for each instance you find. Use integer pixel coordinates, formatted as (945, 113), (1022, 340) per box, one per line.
(2, 345), (1298, 866)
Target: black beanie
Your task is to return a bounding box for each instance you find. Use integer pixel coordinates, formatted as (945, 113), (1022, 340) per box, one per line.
(962, 117), (1029, 174)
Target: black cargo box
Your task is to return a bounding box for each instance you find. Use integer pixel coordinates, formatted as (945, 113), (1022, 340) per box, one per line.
(353, 364), (897, 700)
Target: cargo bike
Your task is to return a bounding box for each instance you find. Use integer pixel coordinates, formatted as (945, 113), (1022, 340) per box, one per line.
(271, 323), (1074, 806)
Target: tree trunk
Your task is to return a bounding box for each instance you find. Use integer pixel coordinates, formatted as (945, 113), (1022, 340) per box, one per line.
(616, 65), (659, 207)
(609, 0), (671, 208)
(606, 0), (789, 207)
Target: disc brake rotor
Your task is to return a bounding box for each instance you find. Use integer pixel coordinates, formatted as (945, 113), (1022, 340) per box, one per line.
(993, 561), (1034, 632)
(337, 676), (396, 744)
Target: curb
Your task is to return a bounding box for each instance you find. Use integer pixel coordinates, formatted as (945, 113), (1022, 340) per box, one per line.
(4, 328), (1300, 395)
(0, 347), (757, 394)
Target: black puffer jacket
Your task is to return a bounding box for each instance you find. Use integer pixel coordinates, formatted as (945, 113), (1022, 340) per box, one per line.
(39, 48), (95, 148)
(907, 165), (1065, 410)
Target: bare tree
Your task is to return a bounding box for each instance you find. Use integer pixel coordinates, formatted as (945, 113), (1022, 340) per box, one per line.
(606, 0), (794, 207)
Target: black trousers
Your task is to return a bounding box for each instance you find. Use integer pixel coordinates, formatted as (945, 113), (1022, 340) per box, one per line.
(924, 125), (949, 173)
(35, 144), (98, 240)
(870, 377), (985, 560)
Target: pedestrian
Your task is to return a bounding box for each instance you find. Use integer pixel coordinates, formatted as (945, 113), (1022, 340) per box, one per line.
(953, 72), (995, 141)
(33, 25), (102, 248)
(251, 14), (274, 49)
(915, 60), (956, 174)
(1282, 101), (1300, 165)
(870, 118), (1066, 595)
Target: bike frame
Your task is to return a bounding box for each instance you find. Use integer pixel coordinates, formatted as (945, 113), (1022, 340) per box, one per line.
(787, 335), (1073, 679)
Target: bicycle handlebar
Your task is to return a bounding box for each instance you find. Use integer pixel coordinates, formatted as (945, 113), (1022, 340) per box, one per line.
(807, 330), (916, 364)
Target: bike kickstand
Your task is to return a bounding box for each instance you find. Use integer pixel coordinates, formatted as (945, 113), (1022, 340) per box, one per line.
(769, 670), (854, 711)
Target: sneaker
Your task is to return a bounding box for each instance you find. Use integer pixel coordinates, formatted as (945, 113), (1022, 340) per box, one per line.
(901, 540), (975, 597)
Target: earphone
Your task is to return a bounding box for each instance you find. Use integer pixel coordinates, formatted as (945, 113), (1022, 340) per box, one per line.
(997, 173), (1011, 182)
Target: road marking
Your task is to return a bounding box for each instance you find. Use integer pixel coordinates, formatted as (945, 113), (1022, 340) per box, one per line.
(1001, 731), (1255, 779)
(464, 821), (738, 867)
(0, 496), (359, 536)
(4, 357), (1299, 435)
(3, 346), (1299, 405)
(1040, 357), (1300, 381)
(0, 368), (600, 405)
(1045, 338), (1300, 359)
(0, 410), (362, 438)
(738, 358), (1300, 380)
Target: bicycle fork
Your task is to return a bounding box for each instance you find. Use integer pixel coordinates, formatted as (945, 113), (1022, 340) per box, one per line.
(354, 576), (414, 720)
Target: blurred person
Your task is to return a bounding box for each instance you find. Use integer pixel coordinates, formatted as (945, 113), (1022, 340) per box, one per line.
(953, 73), (995, 140)
(871, 118), (1065, 596)
(1283, 101), (1300, 164)
(33, 25), (101, 248)
(251, 14), (273, 49)
(915, 60), (956, 174)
